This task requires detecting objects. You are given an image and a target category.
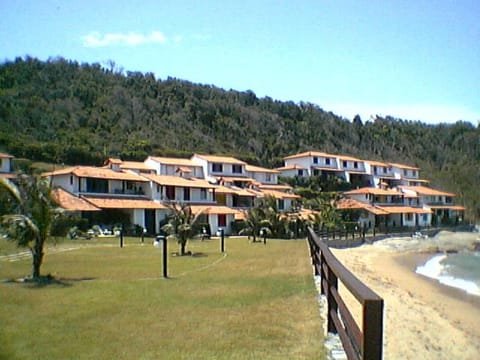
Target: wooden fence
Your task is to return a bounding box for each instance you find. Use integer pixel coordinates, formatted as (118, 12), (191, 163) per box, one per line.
(307, 227), (384, 360)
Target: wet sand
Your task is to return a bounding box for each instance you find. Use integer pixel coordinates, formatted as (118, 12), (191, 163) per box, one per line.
(330, 232), (480, 360)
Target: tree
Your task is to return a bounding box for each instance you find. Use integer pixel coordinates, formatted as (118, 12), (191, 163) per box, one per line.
(239, 200), (271, 242)
(161, 203), (205, 256)
(0, 175), (61, 280)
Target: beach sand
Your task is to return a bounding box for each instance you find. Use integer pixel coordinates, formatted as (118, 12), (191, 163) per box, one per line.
(330, 232), (480, 360)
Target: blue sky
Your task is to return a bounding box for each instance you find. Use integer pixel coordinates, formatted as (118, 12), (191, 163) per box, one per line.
(1, 0), (479, 124)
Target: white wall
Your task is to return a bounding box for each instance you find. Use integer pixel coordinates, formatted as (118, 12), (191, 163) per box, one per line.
(0, 157), (11, 173)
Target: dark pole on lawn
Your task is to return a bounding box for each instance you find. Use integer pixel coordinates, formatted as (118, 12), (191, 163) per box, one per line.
(162, 235), (168, 278)
(220, 228), (225, 253)
(120, 225), (124, 248)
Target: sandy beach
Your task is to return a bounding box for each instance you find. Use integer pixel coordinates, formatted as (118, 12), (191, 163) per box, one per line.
(330, 231), (480, 360)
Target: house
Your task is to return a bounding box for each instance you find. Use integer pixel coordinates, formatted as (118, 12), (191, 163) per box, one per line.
(337, 155), (368, 187)
(0, 152), (15, 179)
(275, 164), (309, 177)
(143, 174), (215, 203)
(245, 164), (279, 185)
(191, 154), (248, 185)
(398, 186), (465, 225)
(43, 166), (166, 234)
(340, 187), (431, 229)
(365, 160), (397, 188)
(145, 156), (204, 178)
(282, 151), (342, 179)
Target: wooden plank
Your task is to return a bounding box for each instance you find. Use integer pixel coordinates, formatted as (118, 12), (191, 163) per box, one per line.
(331, 285), (362, 353)
(330, 309), (360, 360)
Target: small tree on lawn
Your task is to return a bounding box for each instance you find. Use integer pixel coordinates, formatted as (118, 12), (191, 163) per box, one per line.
(0, 175), (61, 280)
(239, 201), (271, 242)
(161, 203), (205, 256)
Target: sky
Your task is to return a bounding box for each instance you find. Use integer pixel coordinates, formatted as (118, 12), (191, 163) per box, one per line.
(1, 0), (479, 125)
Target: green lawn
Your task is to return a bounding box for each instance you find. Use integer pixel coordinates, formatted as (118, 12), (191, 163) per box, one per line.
(0, 236), (325, 360)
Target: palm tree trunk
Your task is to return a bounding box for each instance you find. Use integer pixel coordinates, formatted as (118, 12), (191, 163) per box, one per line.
(180, 241), (186, 256)
(31, 238), (44, 279)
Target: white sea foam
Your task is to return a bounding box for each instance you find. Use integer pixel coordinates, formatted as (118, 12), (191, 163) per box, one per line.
(416, 254), (480, 297)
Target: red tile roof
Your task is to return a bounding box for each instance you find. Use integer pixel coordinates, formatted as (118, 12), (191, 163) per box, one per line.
(52, 188), (100, 211)
(82, 196), (166, 209)
(344, 187), (402, 196)
(44, 166), (149, 182)
(399, 186), (456, 197)
(194, 154), (246, 165)
(144, 174), (214, 188)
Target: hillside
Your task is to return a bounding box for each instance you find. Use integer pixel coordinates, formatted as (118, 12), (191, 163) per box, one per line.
(0, 57), (479, 221)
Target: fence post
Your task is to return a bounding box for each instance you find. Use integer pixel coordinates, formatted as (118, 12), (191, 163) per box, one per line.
(326, 263), (338, 333)
(363, 299), (384, 360)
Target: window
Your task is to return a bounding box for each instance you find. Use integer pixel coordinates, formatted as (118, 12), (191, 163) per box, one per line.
(406, 213), (413, 221)
(212, 163), (223, 172)
(343, 161), (347, 168)
(313, 157), (318, 164)
(313, 169), (320, 176)
(157, 184), (160, 193)
(86, 178), (108, 193)
(354, 161), (358, 169)
(200, 188), (207, 200)
(383, 167), (387, 174)
(70, 175), (73, 185)
(412, 170), (417, 177)
(165, 186), (175, 200)
(218, 214), (226, 227)
(325, 158), (331, 165)
(265, 173), (271, 182)
(373, 166), (378, 174)
(403, 169), (408, 176)
(232, 164), (242, 174)
(298, 169), (303, 176)
(278, 199), (285, 210)
(183, 187), (190, 201)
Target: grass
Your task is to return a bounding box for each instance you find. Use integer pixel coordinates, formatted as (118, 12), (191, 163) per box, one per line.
(0, 236), (325, 359)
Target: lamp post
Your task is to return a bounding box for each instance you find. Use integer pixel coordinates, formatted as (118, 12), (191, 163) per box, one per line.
(220, 228), (225, 253)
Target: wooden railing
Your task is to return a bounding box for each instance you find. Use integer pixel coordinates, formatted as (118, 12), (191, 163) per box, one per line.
(307, 227), (384, 360)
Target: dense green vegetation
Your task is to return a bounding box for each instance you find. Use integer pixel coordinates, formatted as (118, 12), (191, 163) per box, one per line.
(1, 56), (479, 221)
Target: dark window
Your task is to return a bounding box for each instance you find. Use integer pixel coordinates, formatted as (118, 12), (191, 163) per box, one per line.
(166, 186), (175, 200)
(200, 188), (207, 200)
(313, 157), (318, 164)
(70, 175), (73, 185)
(86, 178), (108, 193)
(373, 166), (378, 174)
(232, 164), (242, 174)
(343, 161), (347, 168)
(354, 161), (358, 169)
(212, 163), (223, 172)
(313, 169), (320, 176)
(325, 158), (330, 165)
(383, 167), (387, 174)
(183, 187), (190, 201)
(278, 199), (285, 210)
(298, 169), (303, 176)
(218, 214), (226, 227)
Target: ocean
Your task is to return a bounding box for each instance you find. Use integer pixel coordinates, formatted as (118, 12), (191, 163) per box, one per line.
(416, 251), (480, 296)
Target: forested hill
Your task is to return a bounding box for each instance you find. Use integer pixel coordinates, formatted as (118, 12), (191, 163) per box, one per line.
(1, 57), (479, 220)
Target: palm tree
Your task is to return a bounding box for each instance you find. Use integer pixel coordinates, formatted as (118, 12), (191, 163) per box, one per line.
(239, 201), (271, 242)
(0, 175), (61, 280)
(161, 203), (205, 256)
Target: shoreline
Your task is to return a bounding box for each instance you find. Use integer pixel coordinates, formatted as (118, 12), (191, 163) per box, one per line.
(331, 235), (480, 360)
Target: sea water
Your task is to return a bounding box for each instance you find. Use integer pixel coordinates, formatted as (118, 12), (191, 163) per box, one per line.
(416, 252), (480, 296)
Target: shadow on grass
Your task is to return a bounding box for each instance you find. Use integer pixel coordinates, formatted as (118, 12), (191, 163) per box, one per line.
(171, 251), (208, 258)
(2, 274), (96, 288)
